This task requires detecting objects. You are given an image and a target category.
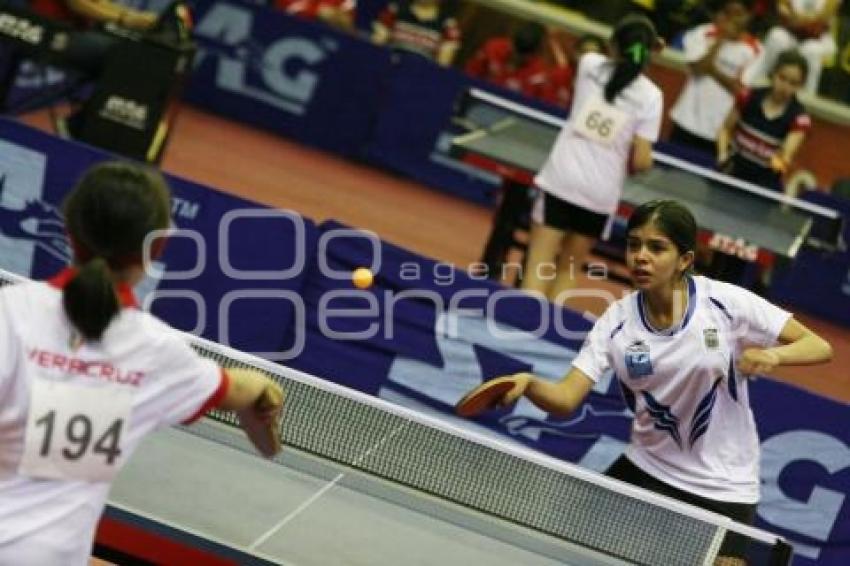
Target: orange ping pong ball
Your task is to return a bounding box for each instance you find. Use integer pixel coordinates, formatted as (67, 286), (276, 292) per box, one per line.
(352, 267), (374, 289)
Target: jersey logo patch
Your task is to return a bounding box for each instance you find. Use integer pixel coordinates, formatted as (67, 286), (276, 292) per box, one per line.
(625, 341), (653, 379)
(703, 328), (719, 350)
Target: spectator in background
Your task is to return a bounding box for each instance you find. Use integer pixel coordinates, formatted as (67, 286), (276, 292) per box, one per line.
(465, 22), (573, 108)
(718, 49), (812, 194)
(745, 0), (842, 93)
(713, 50), (811, 289)
(668, 0), (761, 157)
(273, 0), (356, 30)
(372, 0), (461, 67)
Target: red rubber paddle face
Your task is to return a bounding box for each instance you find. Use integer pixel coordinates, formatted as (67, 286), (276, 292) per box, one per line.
(455, 380), (515, 418)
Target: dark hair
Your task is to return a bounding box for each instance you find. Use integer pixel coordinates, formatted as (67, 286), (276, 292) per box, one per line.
(512, 22), (544, 56)
(627, 200), (697, 257)
(605, 14), (657, 103)
(62, 162), (171, 341)
(772, 49), (809, 81)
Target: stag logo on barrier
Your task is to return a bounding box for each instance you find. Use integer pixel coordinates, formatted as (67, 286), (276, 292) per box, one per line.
(0, 142), (70, 277)
(761, 430), (850, 561)
(193, 2), (332, 115)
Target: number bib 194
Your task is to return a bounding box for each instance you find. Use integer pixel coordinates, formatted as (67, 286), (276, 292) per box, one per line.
(572, 96), (630, 147)
(19, 379), (133, 482)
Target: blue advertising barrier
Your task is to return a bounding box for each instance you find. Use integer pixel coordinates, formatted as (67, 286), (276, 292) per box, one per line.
(752, 378), (850, 564)
(770, 191), (850, 327)
(0, 117), (313, 354)
(187, 0), (392, 158)
(363, 52), (499, 205)
(183, 0), (563, 207)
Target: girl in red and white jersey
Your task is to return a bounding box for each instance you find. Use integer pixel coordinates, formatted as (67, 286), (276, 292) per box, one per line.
(522, 13), (663, 305)
(0, 162), (284, 564)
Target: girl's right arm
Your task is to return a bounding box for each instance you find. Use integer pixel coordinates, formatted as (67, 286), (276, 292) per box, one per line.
(501, 367), (596, 418)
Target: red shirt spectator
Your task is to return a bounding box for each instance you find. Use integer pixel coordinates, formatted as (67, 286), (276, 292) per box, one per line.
(274, 0), (355, 25)
(465, 36), (573, 108)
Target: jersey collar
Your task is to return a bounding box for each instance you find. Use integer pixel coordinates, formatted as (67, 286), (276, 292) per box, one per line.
(636, 275), (696, 336)
(47, 267), (139, 309)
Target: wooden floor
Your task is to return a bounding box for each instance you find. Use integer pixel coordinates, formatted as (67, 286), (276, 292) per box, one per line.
(20, 107), (850, 403)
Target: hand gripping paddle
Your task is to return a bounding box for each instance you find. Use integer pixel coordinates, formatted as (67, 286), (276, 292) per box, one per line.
(455, 379), (516, 418)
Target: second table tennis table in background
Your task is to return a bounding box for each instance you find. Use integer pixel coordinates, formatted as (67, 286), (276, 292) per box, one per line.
(448, 88), (845, 284)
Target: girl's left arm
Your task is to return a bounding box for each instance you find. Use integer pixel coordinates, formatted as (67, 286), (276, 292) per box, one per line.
(739, 318), (833, 374)
(778, 130), (806, 168)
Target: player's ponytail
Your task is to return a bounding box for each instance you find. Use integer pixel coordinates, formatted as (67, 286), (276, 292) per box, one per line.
(604, 14), (657, 103)
(62, 162), (171, 342)
(62, 258), (119, 341)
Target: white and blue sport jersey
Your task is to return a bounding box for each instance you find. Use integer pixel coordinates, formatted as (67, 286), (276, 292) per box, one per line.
(572, 275), (790, 503)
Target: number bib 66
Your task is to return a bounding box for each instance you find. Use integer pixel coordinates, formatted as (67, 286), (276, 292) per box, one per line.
(572, 96), (629, 147)
(19, 379), (133, 482)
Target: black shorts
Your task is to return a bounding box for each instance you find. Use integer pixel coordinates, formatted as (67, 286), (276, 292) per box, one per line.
(605, 455), (757, 559)
(533, 191), (608, 237)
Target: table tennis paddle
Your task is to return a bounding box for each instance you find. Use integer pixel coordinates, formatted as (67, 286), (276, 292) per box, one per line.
(455, 379), (517, 418)
(238, 384), (284, 458)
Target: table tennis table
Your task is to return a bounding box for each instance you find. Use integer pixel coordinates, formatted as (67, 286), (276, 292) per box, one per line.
(90, 397), (791, 566)
(95, 420), (631, 566)
(450, 88), (844, 273)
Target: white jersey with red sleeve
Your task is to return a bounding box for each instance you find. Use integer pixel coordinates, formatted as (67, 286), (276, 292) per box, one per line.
(534, 52), (663, 215)
(0, 274), (228, 564)
(571, 275), (790, 503)
(670, 24), (761, 141)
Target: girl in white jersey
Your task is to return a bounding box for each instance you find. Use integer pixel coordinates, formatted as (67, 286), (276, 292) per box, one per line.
(522, 13), (663, 305)
(463, 200), (833, 561)
(0, 162), (285, 565)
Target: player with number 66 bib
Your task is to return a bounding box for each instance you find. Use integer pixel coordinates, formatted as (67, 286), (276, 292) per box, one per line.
(0, 162), (284, 564)
(522, 14), (664, 305)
